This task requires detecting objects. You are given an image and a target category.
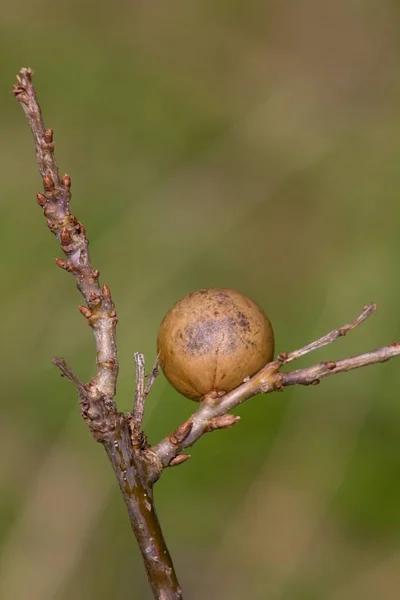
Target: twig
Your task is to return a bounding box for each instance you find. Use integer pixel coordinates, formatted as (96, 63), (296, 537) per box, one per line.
(133, 352), (146, 424)
(14, 68), (182, 600)
(132, 355), (159, 421)
(282, 343), (400, 386)
(144, 359), (160, 400)
(14, 69), (118, 401)
(281, 303), (377, 364)
(14, 67), (400, 600)
(152, 306), (400, 468)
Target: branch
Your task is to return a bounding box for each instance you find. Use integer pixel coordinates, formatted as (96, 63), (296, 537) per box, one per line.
(14, 68), (182, 600)
(15, 67), (400, 600)
(133, 352), (146, 424)
(144, 358), (160, 400)
(132, 354), (159, 426)
(14, 68), (118, 401)
(282, 303), (377, 364)
(152, 305), (400, 467)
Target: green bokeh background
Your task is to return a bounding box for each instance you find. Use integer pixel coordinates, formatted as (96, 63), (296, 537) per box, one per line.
(1, 1), (400, 598)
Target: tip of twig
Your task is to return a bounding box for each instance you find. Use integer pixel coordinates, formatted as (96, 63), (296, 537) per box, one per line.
(19, 67), (34, 79)
(14, 68), (34, 85)
(364, 303), (378, 314)
(52, 357), (87, 395)
(134, 352), (145, 366)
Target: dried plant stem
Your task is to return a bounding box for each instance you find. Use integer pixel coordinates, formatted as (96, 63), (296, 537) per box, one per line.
(283, 303), (377, 364)
(14, 68), (181, 600)
(133, 352), (146, 424)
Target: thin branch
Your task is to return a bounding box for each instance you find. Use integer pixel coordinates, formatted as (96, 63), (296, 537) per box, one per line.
(14, 68), (182, 600)
(13, 68), (118, 401)
(282, 343), (400, 386)
(133, 352), (146, 423)
(132, 355), (160, 422)
(52, 357), (87, 392)
(152, 306), (400, 468)
(144, 359), (160, 400)
(281, 302), (377, 364)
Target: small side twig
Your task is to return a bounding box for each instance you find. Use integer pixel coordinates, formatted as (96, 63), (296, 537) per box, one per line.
(282, 303), (377, 364)
(132, 354), (160, 424)
(282, 343), (400, 386)
(144, 359), (160, 399)
(133, 352), (146, 424)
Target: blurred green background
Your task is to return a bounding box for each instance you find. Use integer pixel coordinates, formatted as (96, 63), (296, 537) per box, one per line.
(1, 1), (400, 598)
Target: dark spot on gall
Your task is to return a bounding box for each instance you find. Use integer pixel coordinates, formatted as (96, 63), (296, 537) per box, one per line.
(239, 318), (250, 330)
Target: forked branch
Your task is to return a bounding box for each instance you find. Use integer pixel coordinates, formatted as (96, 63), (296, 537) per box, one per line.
(14, 67), (400, 600)
(151, 304), (400, 467)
